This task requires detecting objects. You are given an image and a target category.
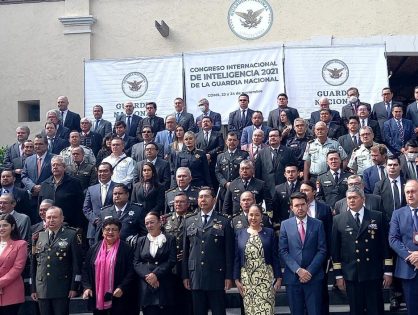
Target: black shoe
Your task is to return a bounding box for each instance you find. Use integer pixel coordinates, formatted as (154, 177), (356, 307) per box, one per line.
(390, 299), (400, 311)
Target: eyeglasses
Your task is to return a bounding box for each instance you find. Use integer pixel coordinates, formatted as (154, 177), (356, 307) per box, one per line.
(103, 228), (119, 233)
(142, 131), (152, 134)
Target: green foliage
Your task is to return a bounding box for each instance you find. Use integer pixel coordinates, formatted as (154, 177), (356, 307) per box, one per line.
(0, 146), (7, 165)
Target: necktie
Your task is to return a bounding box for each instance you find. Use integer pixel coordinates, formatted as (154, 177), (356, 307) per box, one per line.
(355, 213), (360, 227)
(392, 179), (401, 210)
(361, 119), (365, 128)
(48, 138), (53, 152)
(409, 161), (417, 179)
(37, 157), (42, 178)
(244, 181), (249, 189)
(386, 103), (391, 118)
(126, 116), (132, 134)
(396, 120), (404, 145)
(414, 209), (418, 230)
(241, 110), (246, 124)
(289, 182), (295, 194)
(205, 131), (209, 144)
(298, 220), (305, 244)
(49, 232), (55, 244)
(144, 182), (150, 195)
(169, 131), (173, 143)
(334, 172), (339, 183)
(203, 214), (209, 226)
(61, 111), (65, 123)
(379, 165), (386, 180)
(176, 113), (180, 123)
(352, 135), (358, 146)
(101, 184), (108, 206)
(178, 215), (183, 226)
(94, 119), (100, 131)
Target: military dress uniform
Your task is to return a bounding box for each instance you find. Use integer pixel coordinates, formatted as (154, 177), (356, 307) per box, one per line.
(182, 211), (234, 315)
(31, 226), (82, 315)
(303, 138), (347, 179)
(175, 148), (212, 187)
(286, 133), (313, 171)
(317, 170), (350, 209)
(165, 186), (199, 214)
(331, 208), (393, 315)
(347, 143), (376, 176)
(65, 161), (97, 191)
(231, 210), (272, 231)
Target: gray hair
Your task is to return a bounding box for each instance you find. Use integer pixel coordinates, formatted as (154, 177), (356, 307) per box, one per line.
(176, 167), (191, 177)
(346, 186), (365, 199)
(46, 109), (62, 122)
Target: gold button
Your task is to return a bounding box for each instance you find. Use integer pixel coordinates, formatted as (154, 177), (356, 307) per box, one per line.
(365, 249), (369, 252)
(366, 258), (370, 261)
(47, 273), (50, 276)
(201, 240), (204, 243)
(47, 265), (50, 268)
(357, 259), (360, 262)
(201, 262), (204, 265)
(355, 241), (358, 244)
(201, 251), (204, 254)
(356, 250), (359, 253)
(365, 239), (368, 243)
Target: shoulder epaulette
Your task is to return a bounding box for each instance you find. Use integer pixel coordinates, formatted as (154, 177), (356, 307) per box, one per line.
(352, 146), (360, 152)
(162, 213), (172, 219)
(101, 204), (113, 210)
(232, 212), (243, 218)
(190, 186), (200, 191)
(131, 202), (144, 207)
(165, 187), (177, 194)
(185, 211), (198, 218)
(217, 212), (231, 220)
(307, 139), (315, 143)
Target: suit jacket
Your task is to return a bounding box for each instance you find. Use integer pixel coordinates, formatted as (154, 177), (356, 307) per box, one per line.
(383, 118), (415, 154)
(241, 143), (267, 161)
(82, 240), (135, 313)
(372, 100), (404, 132)
(373, 176), (407, 222)
(240, 125), (271, 146)
(3, 142), (22, 169)
(182, 212), (234, 290)
(341, 101), (371, 126)
(317, 170), (350, 208)
(135, 158), (171, 190)
(115, 113), (142, 138)
(334, 193), (383, 215)
(130, 142), (164, 162)
(48, 137), (69, 155)
(273, 181), (301, 225)
(173, 111), (195, 132)
(327, 122), (344, 140)
(332, 208), (391, 282)
(363, 164), (385, 194)
(93, 118), (112, 138)
(21, 153), (54, 192)
(155, 130), (175, 157)
(136, 115), (165, 136)
(228, 108), (255, 140)
(195, 111), (222, 132)
(0, 239), (27, 306)
(233, 228), (281, 279)
(0, 187), (31, 216)
(11, 210), (31, 243)
(63, 110), (81, 132)
(365, 119), (383, 143)
(195, 130), (225, 166)
(100, 202), (147, 241)
(11, 155), (27, 188)
(118, 134), (136, 156)
(267, 107), (300, 128)
(309, 109), (342, 127)
(131, 182), (165, 214)
(279, 216), (326, 284)
(255, 145), (297, 197)
(406, 101), (418, 127)
(134, 234), (176, 306)
(400, 154), (418, 180)
(389, 206), (418, 279)
(338, 133), (361, 159)
(82, 181), (115, 239)
(80, 131), (103, 156)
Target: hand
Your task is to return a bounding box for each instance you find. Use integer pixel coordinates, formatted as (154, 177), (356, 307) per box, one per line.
(68, 290), (77, 298)
(406, 251), (418, 265)
(206, 154), (211, 163)
(14, 169), (22, 174)
(93, 218), (100, 226)
(145, 273), (158, 287)
(31, 293), (38, 301)
(113, 288), (123, 298)
(225, 279), (232, 291)
(183, 279), (191, 290)
(297, 268), (312, 283)
(336, 278), (346, 291)
(33, 185), (41, 193)
(383, 275), (392, 289)
(274, 278), (282, 292)
(235, 280), (245, 296)
(82, 289), (93, 300)
(225, 182), (231, 189)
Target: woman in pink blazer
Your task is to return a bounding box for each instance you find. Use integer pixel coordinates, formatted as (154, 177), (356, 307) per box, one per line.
(0, 213), (28, 315)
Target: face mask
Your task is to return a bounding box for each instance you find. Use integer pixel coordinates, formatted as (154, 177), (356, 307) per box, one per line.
(348, 96), (358, 104)
(406, 153), (418, 162)
(198, 105), (206, 113)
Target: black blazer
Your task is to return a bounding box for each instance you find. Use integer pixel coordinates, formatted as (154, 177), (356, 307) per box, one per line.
(63, 110), (81, 132)
(133, 234), (176, 307)
(309, 109), (342, 127)
(115, 113), (142, 138)
(136, 116), (165, 137)
(81, 131), (103, 156)
(338, 133), (361, 159)
(131, 182), (165, 214)
(134, 158), (171, 190)
(228, 108), (255, 139)
(373, 176), (407, 222)
(49, 137), (69, 155)
(334, 193), (383, 215)
(195, 130), (225, 165)
(82, 240), (136, 313)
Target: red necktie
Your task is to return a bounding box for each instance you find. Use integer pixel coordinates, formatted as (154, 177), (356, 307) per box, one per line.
(298, 220), (306, 244)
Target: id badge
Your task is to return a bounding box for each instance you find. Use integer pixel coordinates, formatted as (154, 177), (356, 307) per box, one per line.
(413, 232), (418, 245)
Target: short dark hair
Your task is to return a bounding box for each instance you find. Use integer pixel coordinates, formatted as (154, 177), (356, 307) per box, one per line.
(249, 203), (263, 215)
(300, 180), (316, 191)
(227, 131), (238, 139)
(326, 150), (340, 158)
(114, 121), (126, 128)
(290, 192), (307, 204)
(392, 104), (403, 111)
(382, 87), (393, 93)
(277, 93), (288, 99)
(0, 214), (21, 240)
(146, 102), (157, 109)
(405, 140), (418, 148)
(34, 134), (48, 145)
(347, 116), (360, 124)
(239, 93), (249, 100)
(269, 128), (282, 137)
(387, 155), (401, 164)
(1, 169), (15, 178)
(102, 217), (122, 231)
(145, 141), (159, 151)
(199, 186), (215, 198)
(284, 163), (298, 170)
(319, 108), (331, 114)
(98, 162), (113, 173)
(201, 116), (213, 123)
(113, 183), (129, 194)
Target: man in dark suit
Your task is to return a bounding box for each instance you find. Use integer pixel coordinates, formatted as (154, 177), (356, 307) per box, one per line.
(356, 104), (382, 143)
(255, 129), (297, 197)
(318, 109), (344, 140)
(31, 199), (52, 239)
(11, 139), (34, 188)
(100, 183), (146, 241)
(406, 86), (418, 129)
(228, 93), (254, 140)
(45, 109), (71, 141)
(57, 95), (81, 132)
(22, 134), (54, 223)
(83, 162), (115, 246)
(195, 98), (222, 132)
(114, 101), (142, 139)
(3, 125), (30, 168)
(383, 104), (415, 155)
(240, 110), (271, 145)
(155, 115), (176, 158)
(182, 187), (234, 315)
(338, 116), (360, 159)
(363, 144), (389, 193)
(372, 87), (404, 133)
(332, 187), (392, 315)
(92, 104), (112, 138)
(400, 139), (418, 180)
(196, 116), (225, 188)
(136, 101), (165, 139)
(240, 129), (268, 162)
(114, 121), (136, 155)
(223, 160), (273, 216)
(286, 118), (313, 172)
(273, 163), (301, 227)
(334, 175), (383, 215)
(131, 126), (164, 162)
(31, 206), (83, 315)
(279, 192), (327, 315)
(173, 97), (195, 132)
(0, 169), (30, 216)
(44, 122), (69, 155)
(373, 155), (407, 223)
(79, 117), (103, 156)
(341, 87), (371, 127)
(267, 93), (300, 128)
(317, 150), (350, 209)
(389, 179), (418, 314)
(309, 97), (342, 128)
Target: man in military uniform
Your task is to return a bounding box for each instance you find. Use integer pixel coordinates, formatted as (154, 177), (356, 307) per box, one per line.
(163, 192), (193, 315)
(222, 160), (272, 216)
(65, 146), (97, 192)
(31, 206), (82, 315)
(317, 150), (350, 209)
(165, 167), (199, 214)
(286, 118), (313, 172)
(231, 191), (272, 231)
(303, 121), (348, 181)
(215, 132), (249, 206)
(331, 187), (392, 315)
(182, 187), (234, 315)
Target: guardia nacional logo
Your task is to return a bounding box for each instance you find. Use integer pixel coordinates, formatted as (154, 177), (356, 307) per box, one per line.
(322, 59), (349, 86)
(122, 72), (148, 98)
(228, 0), (273, 40)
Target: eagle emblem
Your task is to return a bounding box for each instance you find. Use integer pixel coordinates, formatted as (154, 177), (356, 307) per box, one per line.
(321, 59), (349, 86)
(235, 9), (264, 28)
(326, 68), (344, 79)
(122, 72), (148, 98)
(127, 80), (144, 92)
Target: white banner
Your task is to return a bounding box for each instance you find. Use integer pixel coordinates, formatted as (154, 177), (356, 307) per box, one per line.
(184, 47), (285, 124)
(84, 56), (183, 123)
(284, 45), (388, 119)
